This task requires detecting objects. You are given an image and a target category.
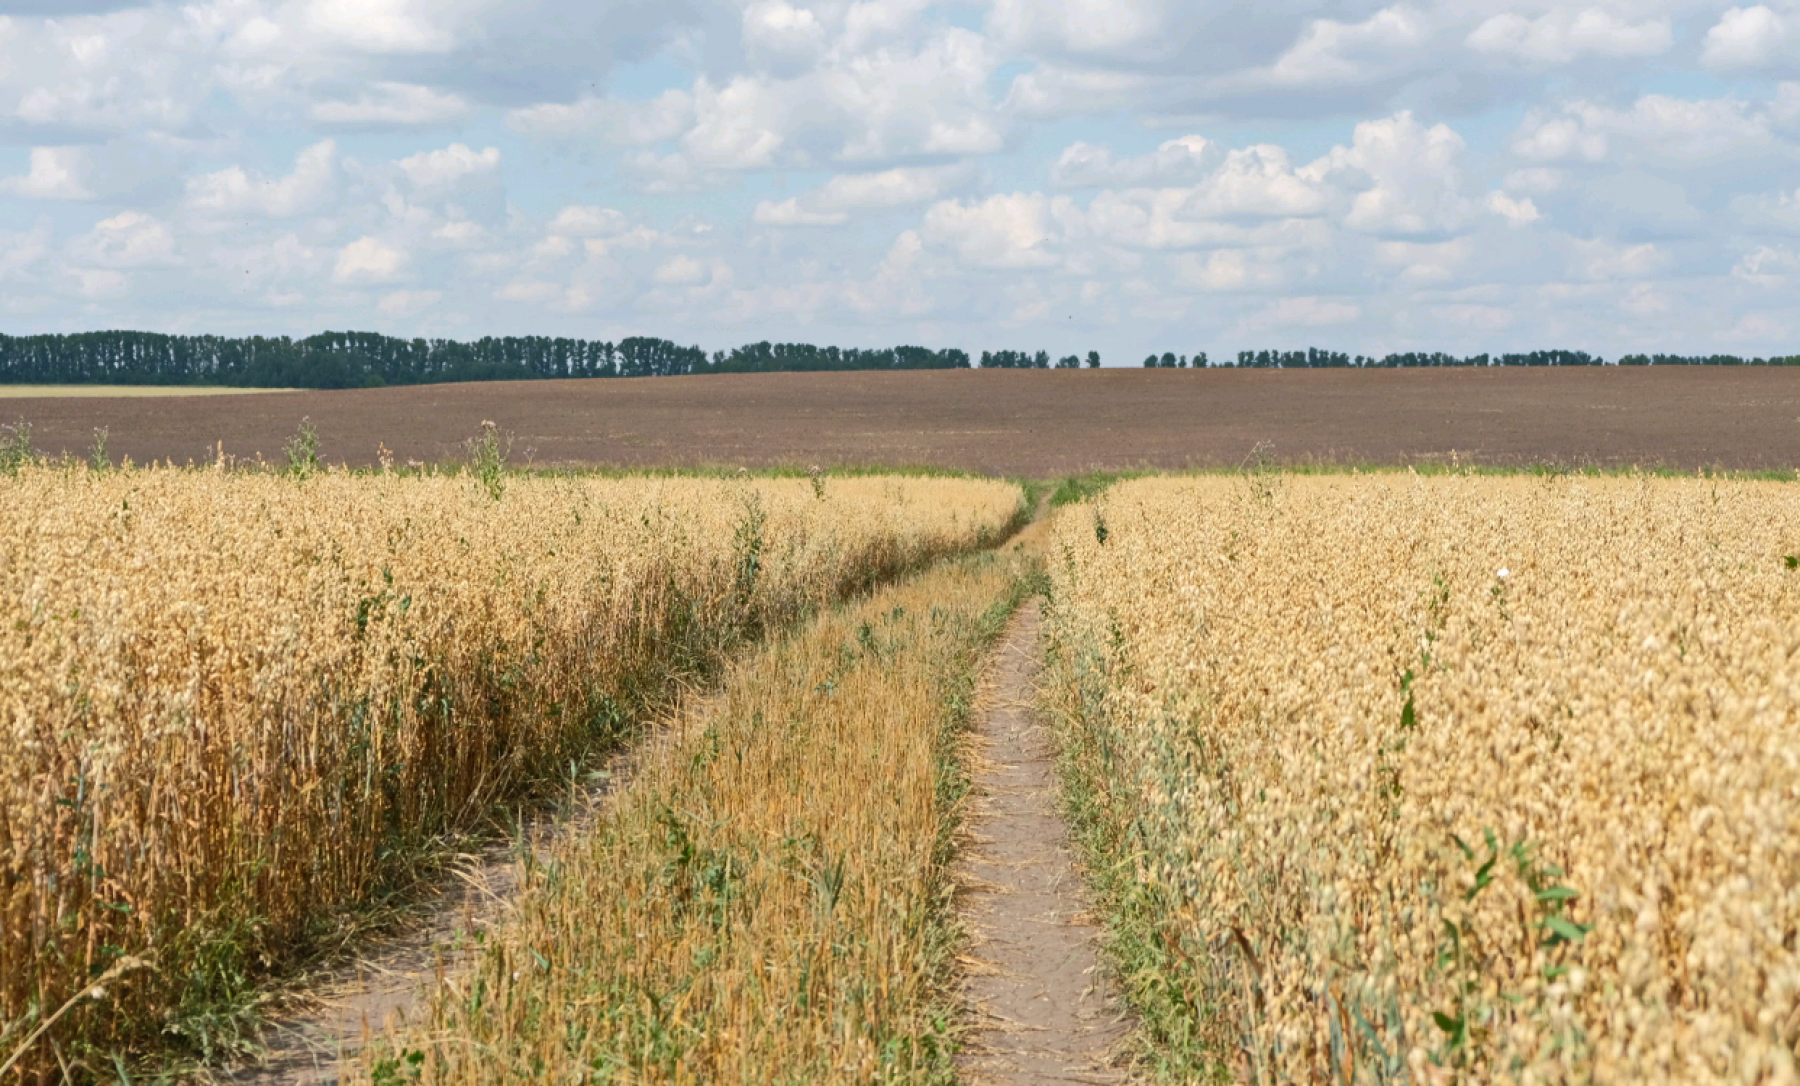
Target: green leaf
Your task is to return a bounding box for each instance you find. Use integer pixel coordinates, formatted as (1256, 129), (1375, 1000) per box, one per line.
(1786, 555), (1799, 570)
(1433, 1011), (1466, 1043)
(1400, 695), (1417, 731)
(1535, 886), (1580, 903)
(1543, 915), (1590, 943)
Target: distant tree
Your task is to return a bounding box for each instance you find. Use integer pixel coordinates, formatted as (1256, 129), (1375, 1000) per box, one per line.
(1161, 352), (1177, 368)
(1086, 350), (1100, 368)
(1056, 354), (1081, 368)
(1144, 355), (1158, 367)
(1193, 351), (1209, 368)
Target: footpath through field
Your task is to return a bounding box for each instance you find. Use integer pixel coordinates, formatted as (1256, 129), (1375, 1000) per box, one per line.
(956, 600), (1127, 1085)
(211, 498), (1127, 1085)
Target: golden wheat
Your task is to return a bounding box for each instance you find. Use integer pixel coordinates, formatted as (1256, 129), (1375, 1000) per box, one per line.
(0, 465), (1021, 1078)
(1044, 473), (1800, 1085)
(359, 550), (1026, 1084)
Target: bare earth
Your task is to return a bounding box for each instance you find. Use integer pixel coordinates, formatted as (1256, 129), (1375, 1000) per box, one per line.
(6, 367), (1798, 474)
(958, 601), (1126, 1085)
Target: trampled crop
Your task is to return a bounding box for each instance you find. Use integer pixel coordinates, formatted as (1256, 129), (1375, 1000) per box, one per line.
(0, 466), (1021, 1077)
(1045, 473), (1800, 1084)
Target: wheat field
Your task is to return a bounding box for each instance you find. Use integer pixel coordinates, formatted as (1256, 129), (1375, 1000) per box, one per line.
(0, 464), (1022, 1078)
(359, 549), (1027, 1084)
(1044, 473), (1800, 1085)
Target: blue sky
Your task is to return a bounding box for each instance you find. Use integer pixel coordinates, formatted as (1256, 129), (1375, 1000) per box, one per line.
(0, 0), (1796, 364)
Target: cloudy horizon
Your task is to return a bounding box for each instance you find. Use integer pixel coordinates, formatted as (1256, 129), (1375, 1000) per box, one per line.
(0, 0), (1795, 364)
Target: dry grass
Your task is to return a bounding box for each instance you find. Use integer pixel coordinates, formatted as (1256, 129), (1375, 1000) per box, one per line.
(0, 464), (1022, 1081)
(355, 549), (1029, 1085)
(1043, 473), (1800, 1084)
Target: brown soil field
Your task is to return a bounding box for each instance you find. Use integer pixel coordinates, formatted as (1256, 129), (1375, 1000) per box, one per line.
(5, 367), (1796, 475)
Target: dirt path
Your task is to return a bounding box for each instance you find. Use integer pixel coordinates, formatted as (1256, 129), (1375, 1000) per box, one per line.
(958, 601), (1127, 1085)
(216, 735), (668, 1084)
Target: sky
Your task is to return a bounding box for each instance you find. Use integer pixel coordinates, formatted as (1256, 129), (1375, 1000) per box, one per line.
(0, 0), (1795, 364)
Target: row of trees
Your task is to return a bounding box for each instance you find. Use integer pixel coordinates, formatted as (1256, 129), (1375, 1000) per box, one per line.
(0, 332), (977, 389)
(1143, 349), (1800, 368)
(4, 330), (1797, 388)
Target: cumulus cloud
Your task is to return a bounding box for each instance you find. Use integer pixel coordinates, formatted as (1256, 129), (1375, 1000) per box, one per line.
(1511, 93), (1781, 165)
(1242, 295), (1362, 330)
(755, 165), (972, 226)
(398, 143), (500, 188)
(1263, 6), (1428, 87)
(69, 211), (178, 267)
(310, 82), (470, 126)
(378, 289), (442, 314)
(1051, 136), (1215, 187)
(301, 0), (458, 54)
(1485, 190), (1542, 226)
(333, 236), (407, 282)
(187, 141), (337, 218)
(0, 0), (1794, 359)
(921, 193), (1071, 268)
(506, 89), (693, 143)
(1466, 9), (1672, 64)
(546, 205), (630, 237)
(1702, 6), (1790, 69)
(753, 198), (850, 226)
(986, 0), (1167, 56)
(0, 147), (93, 200)
(1309, 111), (1473, 236)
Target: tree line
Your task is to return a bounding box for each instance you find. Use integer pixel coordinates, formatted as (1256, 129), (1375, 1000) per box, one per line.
(0, 331), (974, 389)
(1143, 349), (1800, 368)
(1, 330), (1795, 388)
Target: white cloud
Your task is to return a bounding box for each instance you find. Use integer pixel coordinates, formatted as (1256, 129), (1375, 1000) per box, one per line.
(187, 140), (336, 218)
(398, 143), (500, 188)
(753, 198), (850, 226)
(1511, 117), (1609, 162)
(1051, 136), (1215, 187)
(1702, 6), (1790, 69)
(301, 0), (456, 54)
(0, 0), (1793, 359)
(546, 205), (630, 238)
(987, 0), (1166, 55)
(1485, 190), (1541, 226)
(1192, 145), (1330, 219)
(1174, 249), (1287, 291)
(1513, 93), (1779, 165)
(816, 165), (967, 209)
(1243, 295), (1362, 330)
(70, 211), (177, 267)
(495, 280), (563, 304)
(0, 147), (92, 200)
(743, 0), (828, 73)
(1504, 167), (1564, 194)
(922, 192), (1068, 268)
(1577, 239), (1670, 280)
(1467, 9), (1672, 64)
(333, 236), (407, 283)
(1308, 111), (1472, 236)
(1733, 243), (1800, 286)
(310, 82), (469, 126)
(1265, 6), (1428, 87)
(755, 164), (970, 226)
(378, 289), (441, 314)
(71, 267), (129, 298)
(0, 220), (52, 281)
(507, 89), (694, 144)
(652, 254), (716, 285)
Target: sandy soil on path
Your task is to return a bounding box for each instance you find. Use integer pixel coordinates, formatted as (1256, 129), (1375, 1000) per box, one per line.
(957, 600), (1128, 1085)
(212, 727), (678, 1084)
